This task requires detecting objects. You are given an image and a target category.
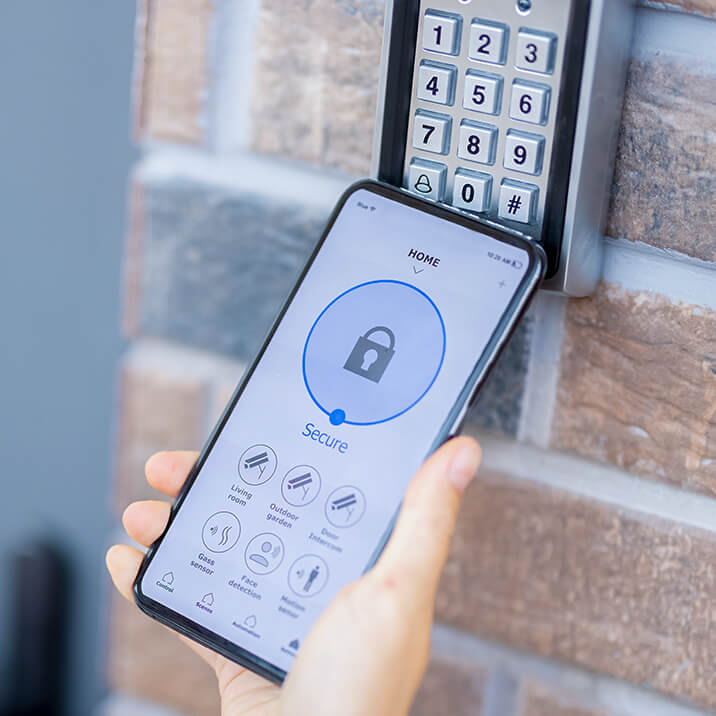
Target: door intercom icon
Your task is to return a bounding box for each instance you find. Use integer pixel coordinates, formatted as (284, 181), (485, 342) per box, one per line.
(343, 326), (396, 384)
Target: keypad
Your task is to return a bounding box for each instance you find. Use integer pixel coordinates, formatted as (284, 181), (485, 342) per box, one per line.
(406, 2), (568, 232)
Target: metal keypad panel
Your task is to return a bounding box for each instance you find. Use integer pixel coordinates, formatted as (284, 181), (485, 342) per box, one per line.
(404, 0), (573, 241)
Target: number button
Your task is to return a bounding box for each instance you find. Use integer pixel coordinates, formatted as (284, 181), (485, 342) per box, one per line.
(468, 21), (509, 66)
(503, 130), (544, 175)
(463, 71), (503, 116)
(509, 80), (551, 125)
(412, 110), (451, 155)
(417, 61), (457, 106)
(422, 11), (461, 56)
(457, 121), (498, 165)
(498, 180), (539, 224)
(408, 158), (447, 202)
(515, 29), (557, 75)
(452, 170), (492, 213)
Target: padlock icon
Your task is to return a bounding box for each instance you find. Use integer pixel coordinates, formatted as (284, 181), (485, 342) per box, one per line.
(343, 326), (396, 384)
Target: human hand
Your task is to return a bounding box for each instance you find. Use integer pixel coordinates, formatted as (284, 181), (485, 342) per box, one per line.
(107, 436), (481, 716)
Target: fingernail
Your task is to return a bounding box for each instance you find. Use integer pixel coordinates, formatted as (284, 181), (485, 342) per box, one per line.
(448, 443), (481, 492)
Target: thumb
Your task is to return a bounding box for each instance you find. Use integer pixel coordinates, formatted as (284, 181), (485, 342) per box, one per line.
(372, 436), (481, 604)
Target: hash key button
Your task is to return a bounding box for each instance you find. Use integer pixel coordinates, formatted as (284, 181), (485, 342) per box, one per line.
(498, 180), (538, 224)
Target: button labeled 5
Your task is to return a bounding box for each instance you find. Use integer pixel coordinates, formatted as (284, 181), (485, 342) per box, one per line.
(463, 71), (503, 116)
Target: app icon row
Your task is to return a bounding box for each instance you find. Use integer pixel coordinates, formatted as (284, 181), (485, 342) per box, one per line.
(238, 444), (366, 527)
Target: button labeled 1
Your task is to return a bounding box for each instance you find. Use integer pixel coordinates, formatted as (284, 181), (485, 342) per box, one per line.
(503, 130), (544, 175)
(422, 10), (461, 56)
(452, 170), (492, 213)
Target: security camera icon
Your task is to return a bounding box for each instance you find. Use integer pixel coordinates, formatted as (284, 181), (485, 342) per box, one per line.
(343, 326), (396, 384)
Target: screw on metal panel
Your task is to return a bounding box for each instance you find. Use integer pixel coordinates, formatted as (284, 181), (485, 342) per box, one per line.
(516, 0), (532, 13)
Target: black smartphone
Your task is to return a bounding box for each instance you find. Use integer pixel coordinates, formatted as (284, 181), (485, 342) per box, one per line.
(133, 179), (545, 683)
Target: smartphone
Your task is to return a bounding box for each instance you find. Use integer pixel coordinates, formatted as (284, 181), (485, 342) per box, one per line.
(133, 179), (545, 683)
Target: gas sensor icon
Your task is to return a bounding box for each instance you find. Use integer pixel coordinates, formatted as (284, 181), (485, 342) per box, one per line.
(303, 280), (445, 426)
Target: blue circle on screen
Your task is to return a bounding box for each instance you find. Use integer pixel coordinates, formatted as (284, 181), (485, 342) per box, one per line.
(302, 280), (446, 426)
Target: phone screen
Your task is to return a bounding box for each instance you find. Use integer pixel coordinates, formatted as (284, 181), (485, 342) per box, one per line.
(137, 182), (539, 678)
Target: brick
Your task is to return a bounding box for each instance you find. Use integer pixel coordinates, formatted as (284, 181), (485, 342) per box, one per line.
(114, 351), (206, 511)
(608, 54), (716, 261)
(133, 177), (531, 436)
(640, 0), (716, 16)
(518, 681), (609, 716)
(137, 0), (212, 143)
(410, 654), (487, 716)
(137, 178), (326, 359)
(551, 282), (716, 494)
(107, 591), (220, 716)
(248, 0), (384, 175)
(437, 469), (716, 709)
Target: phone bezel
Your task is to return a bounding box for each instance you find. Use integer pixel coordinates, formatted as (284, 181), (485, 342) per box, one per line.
(132, 179), (545, 685)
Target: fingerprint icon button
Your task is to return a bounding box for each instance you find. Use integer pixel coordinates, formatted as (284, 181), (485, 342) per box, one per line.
(202, 511), (241, 554)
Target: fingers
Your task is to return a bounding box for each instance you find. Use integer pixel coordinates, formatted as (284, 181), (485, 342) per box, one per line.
(373, 436), (481, 603)
(106, 544), (144, 601)
(123, 500), (172, 547)
(145, 450), (198, 498)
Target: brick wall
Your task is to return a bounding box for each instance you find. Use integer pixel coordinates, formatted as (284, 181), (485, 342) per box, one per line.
(105, 1), (716, 714)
